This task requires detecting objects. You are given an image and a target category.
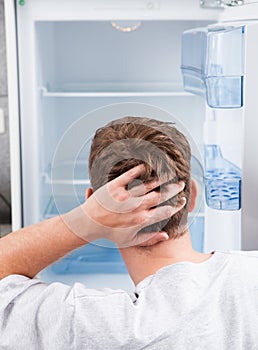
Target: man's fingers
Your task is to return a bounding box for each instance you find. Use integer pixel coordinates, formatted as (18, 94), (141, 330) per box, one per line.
(133, 231), (169, 247)
(142, 182), (185, 208)
(110, 164), (145, 188)
(129, 178), (161, 197)
(144, 200), (186, 227)
(130, 178), (185, 198)
(136, 231), (169, 247)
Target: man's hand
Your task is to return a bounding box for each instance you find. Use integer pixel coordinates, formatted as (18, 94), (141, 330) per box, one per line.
(64, 164), (186, 248)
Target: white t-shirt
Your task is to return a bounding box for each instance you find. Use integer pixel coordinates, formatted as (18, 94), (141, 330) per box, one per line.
(1, 251), (258, 350)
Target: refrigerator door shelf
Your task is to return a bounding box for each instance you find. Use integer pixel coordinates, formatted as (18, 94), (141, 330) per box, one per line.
(205, 176), (241, 210)
(181, 25), (244, 108)
(204, 145), (242, 210)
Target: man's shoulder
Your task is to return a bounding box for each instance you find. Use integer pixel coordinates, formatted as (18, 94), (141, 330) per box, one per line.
(216, 250), (258, 268)
(217, 250), (258, 260)
(217, 250), (258, 281)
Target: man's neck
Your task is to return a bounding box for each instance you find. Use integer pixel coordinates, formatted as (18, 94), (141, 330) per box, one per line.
(119, 231), (212, 286)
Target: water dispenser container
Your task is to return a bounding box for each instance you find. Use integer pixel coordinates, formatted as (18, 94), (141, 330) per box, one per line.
(204, 144), (241, 210)
(181, 24), (244, 108)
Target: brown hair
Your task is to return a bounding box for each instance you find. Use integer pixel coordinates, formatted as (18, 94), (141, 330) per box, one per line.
(89, 116), (191, 238)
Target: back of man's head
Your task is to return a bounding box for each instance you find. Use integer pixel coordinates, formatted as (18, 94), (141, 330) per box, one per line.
(89, 116), (191, 239)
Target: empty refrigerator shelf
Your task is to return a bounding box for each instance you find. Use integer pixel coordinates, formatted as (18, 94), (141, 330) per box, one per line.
(40, 83), (194, 97)
(42, 160), (91, 185)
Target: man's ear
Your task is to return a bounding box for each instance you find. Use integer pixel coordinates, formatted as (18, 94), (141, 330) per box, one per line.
(189, 179), (198, 213)
(85, 188), (93, 201)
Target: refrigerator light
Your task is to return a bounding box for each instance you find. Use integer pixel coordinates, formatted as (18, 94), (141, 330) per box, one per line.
(111, 21), (142, 33)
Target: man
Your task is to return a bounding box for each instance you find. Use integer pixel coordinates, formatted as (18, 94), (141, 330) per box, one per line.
(0, 116), (258, 349)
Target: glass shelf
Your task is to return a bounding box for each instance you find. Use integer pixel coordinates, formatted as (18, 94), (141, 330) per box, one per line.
(41, 156), (206, 219)
(39, 83), (194, 98)
(42, 160), (90, 186)
(43, 194), (205, 220)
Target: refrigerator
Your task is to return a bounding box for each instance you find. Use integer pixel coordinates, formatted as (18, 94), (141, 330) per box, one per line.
(4, 0), (258, 291)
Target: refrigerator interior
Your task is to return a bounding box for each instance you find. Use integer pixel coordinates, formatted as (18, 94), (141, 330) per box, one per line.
(17, 19), (243, 289)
